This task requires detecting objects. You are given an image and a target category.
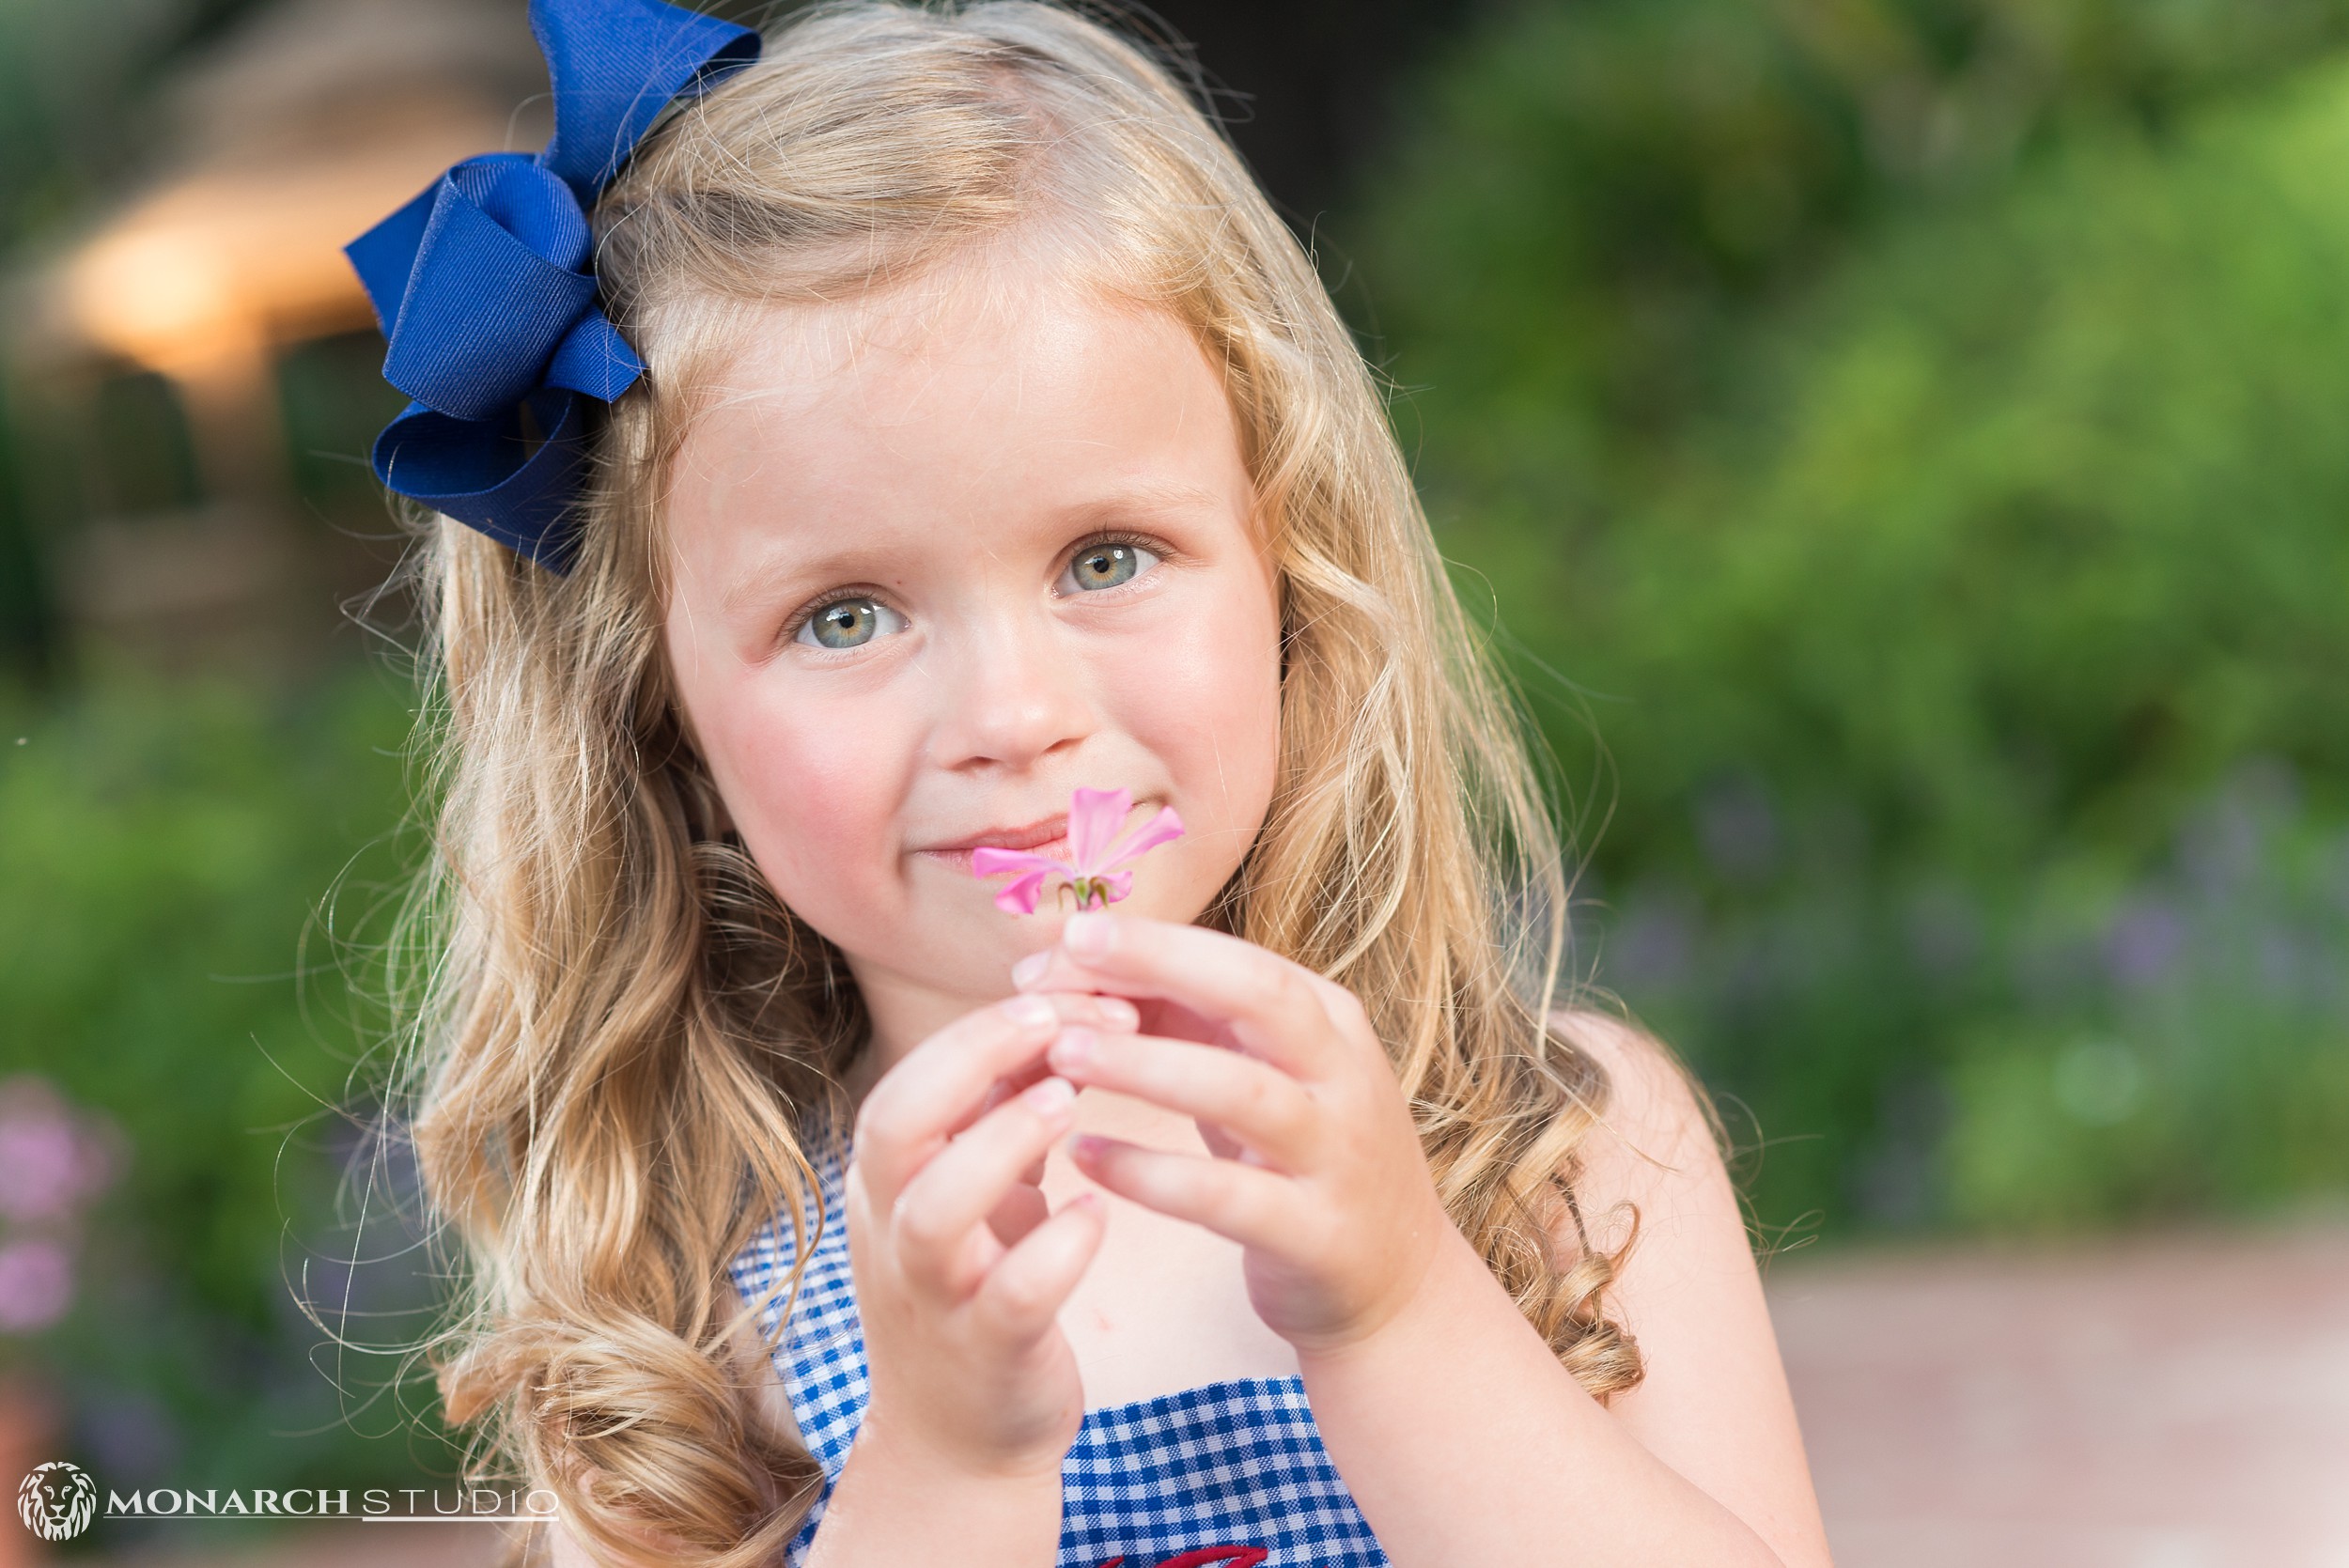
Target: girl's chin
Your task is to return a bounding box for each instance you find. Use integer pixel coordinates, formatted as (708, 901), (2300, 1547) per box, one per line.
(838, 902), (1067, 964)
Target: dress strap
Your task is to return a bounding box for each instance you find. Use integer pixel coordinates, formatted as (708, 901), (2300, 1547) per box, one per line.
(723, 1107), (1392, 1567)
(727, 1110), (868, 1561)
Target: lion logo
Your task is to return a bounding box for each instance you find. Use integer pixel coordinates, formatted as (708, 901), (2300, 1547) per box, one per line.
(16, 1460), (98, 1543)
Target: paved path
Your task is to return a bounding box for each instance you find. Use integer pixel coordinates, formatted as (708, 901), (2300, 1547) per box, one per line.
(53, 1221), (2349, 1566)
(1768, 1219), (2349, 1567)
(77, 1524), (514, 1568)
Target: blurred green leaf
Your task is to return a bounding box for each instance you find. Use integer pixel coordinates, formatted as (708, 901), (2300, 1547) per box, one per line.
(0, 664), (461, 1533)
(1353, 0), (2349, 1233)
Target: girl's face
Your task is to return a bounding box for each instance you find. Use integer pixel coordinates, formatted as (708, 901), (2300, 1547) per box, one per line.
(660, 253), (1283, 1049)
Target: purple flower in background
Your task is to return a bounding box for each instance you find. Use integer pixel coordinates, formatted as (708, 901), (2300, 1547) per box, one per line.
(1610, 889), (1700, 990)
(1695, 775), (1780, 884)
(972, 786), (1184, 915)
(0, 1076), (114, 1225)
(0, 1238), (71, 1332)
(2101, 898), (2187, 992)
(0, 1075), (121, 1336)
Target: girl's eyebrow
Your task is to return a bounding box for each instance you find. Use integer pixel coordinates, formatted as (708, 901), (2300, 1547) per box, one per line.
(719, 540), (880, 618)
(1054, 478), (1227, 524)
(715, 478), (1232, 618)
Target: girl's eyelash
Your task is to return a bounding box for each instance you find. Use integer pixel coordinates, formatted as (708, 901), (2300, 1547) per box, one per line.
(784, 532), (1164, 640)
(1080, 528), (1162, 553)
(1064, 529), (1170, 578)
(783, 586), (894, 644)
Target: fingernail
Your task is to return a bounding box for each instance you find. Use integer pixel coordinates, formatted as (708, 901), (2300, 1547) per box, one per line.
(1004, 993), (1055, 1029)
(1050, 1028), (1095, 1067)
(1023, 1077), (1075, 1113)
(1097, 996), (1140, 1029)
(1010, 951), (1052, 988)
(1063, 911), (1112, 957)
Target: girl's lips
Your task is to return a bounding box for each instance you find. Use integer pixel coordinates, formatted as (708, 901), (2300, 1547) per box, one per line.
(917, 815), (1071, 876)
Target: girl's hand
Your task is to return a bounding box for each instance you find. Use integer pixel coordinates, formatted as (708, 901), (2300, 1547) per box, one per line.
(843, 989), (1135, 1479)
(1014, 911), (1452, 1358)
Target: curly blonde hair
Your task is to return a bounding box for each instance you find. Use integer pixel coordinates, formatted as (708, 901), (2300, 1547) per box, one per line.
(381, 4), (1647, 1564)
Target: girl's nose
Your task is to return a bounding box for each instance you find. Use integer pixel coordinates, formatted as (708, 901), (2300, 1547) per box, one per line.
(925, 611), (1095, 771)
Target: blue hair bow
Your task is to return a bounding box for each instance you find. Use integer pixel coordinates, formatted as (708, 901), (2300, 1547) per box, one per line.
(344, 0), (758, 571)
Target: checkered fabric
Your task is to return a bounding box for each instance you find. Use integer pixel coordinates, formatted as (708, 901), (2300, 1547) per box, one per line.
(727, 1113), (1392, 1568)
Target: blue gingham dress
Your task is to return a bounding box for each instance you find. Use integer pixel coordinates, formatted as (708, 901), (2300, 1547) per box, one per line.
(726, 1113), (1392, 1568)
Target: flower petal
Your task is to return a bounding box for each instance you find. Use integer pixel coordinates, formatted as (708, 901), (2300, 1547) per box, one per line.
(992, 871), (1050, 915)
(1099, 805), (1185, 871)
(972, 846), (1071, 879)
(1066, 786), (1133, 873)
(1091, 870), (1135, 907)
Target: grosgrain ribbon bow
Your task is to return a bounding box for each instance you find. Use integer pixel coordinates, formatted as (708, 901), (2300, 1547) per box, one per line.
(343, 0), (758, 570)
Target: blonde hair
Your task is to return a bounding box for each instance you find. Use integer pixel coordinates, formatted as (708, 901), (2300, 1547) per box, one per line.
(387, 4), (1645, 1563)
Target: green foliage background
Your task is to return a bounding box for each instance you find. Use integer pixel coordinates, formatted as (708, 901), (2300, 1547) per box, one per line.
(6, 0), (2349, 1544)
(0, 670), (460, 1545)
(1345, 0), (2349, 1234)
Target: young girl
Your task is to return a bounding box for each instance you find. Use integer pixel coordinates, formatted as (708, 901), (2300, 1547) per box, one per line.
(357, 2), (1834, 1564)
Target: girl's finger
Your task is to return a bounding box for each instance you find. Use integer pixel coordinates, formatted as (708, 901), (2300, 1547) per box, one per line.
(1198, 1119), (1245, 1161)
(1017, 915), (1352, 1081)
(1046, 1028), (1319, 1172)
(987, 1179), (1050, 1249)
(1069, 1134), (1299, 1253)
(857, 992), (1132, 1201)
(854, 996), (1054, 1203)
(968, 1191), (1107, 1347)
(962, 1070), (1054, 1194)
(891, 1077), (1079, 1298)
(974, 1056), (1060, 1132)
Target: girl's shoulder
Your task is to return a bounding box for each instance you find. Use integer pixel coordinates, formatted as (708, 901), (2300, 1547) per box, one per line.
(1534, 1006), (1744, 1296)
(1542, 1006), (1724, 1189)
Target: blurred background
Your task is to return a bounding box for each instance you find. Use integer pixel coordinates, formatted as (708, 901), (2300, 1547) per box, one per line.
(1, 0), (2344, 1564)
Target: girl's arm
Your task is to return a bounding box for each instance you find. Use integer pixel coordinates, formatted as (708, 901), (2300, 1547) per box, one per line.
(1026, 914), (1835, 1568)
(1563, 1012), (1834, 1562)
(1290, 1011), (1833, 1568)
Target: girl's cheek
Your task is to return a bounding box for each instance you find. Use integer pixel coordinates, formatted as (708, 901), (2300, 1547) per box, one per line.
(1107, 567), (1283, 849)
(727, 684), (915, 920)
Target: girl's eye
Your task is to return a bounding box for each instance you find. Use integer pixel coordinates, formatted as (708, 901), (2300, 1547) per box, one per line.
(1061, 539), (1160, 593)
(795, 597), (906, 650)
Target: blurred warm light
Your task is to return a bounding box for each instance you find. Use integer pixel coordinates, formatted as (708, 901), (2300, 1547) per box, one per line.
(68, 220), (246, 376)
(49, 106), (504, 379)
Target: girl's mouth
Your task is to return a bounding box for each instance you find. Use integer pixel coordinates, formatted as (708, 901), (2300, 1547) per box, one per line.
(916, 815), (1071, 875)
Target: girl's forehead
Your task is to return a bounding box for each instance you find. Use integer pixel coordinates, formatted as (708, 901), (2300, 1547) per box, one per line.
(703, 250), (1180, 410)
(661, 256), (1251, 564)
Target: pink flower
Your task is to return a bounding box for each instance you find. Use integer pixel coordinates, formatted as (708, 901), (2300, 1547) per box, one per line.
(972, 787), (1184, 915)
